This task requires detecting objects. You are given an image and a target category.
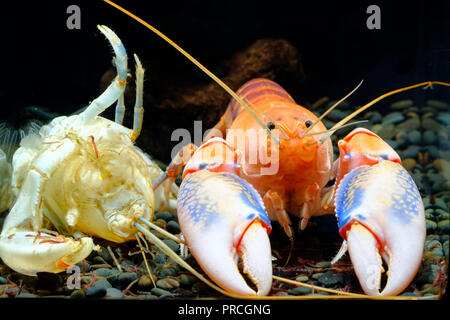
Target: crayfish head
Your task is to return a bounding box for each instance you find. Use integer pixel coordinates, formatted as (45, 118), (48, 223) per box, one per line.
(263, 104), (330, 165)
(47, 139), (155, 243)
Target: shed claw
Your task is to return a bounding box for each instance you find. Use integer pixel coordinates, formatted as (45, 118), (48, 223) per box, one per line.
(0, 231), (94, 276)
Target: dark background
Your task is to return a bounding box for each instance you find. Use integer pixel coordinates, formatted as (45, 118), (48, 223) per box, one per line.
(0, 0), (449, 160)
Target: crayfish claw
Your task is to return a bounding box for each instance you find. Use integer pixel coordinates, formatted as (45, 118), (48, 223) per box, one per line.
(0, 231), (94, 276)
(177, 170), (273, 296)
(335, 161), (425, 296)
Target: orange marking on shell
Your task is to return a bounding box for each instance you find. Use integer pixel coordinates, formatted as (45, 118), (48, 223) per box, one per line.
(56, 258), (72, 270)
(39, 236), (70, 244)
(89, 136), (99, 158)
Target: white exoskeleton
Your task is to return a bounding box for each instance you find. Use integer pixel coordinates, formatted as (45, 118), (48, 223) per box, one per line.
(0, 26), (177, 276)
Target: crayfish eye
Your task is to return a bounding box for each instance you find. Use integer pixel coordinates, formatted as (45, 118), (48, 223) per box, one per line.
(267, 122), (276, 130)
(305, 120), (313, 128)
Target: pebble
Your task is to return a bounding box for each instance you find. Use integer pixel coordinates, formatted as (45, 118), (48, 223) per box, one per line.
(154, 254), (168, 265)
(364, 111), (383, 124)
(156, 277), (180, 290)
(434, 198), (448, 211)
(95, 268), (114, 278)
(85, 286), (107, 298)
(163, 239), (180, 252)
(423, 131), (437, 145)
(426, 234), (440, 241)
(155, 211), (175, 222)
(425, 240), (444, 257)
(420, 106), (439, 115)
(92, 256), (108, 265)
(70, 289), (86, 299)
(99, 268), (120, 283)
(443, 241), (449, 258)
(396, 117), (420, 131)
(403, 145), (421, 159)
(105, 287), (123, 299)
(311, 273), (323, 280)
(150, 229), (166, 240)
(391, 99), (413, 110)
(417, 264), (439, 284)
(116, 272), (138, 290)
(159, 267), (178, 278)
(436, 112), (450, 126)
(75, 261), (91, 273)
(422, 118), (442, 132)
(167, 220), (181, 234)
(16, 292), (39, 298)
(432, 180), (446, 194)
(421, 284), (440, 295)
(425, 211), (434, 220)
(438, 220), (449, 233)
(317, 271), (343, 287)
(120, 260), (135, 270)
(295, 275), (309, 282)
(382, 112), (405, 126)
(433, 159), (450, 174)
(138, 275), (157, 287)
(180, 274), (197, 288)
(400, 292), (420, 297)
(440, 140), (450, 151)
(426, 220), (437, 233)
(327, 109), (351, 122)
(288, 286), (313, 295)
(376, 124), (396, 140)
(427, 99), (449, 110)
(402, 158), (416, 172)
(424, 239), (441, 251)
(151, 287), (172, 297)
(407, 130), (422, 145)
(92, 279), (112, 289)
(423, 145), (439, 159)
(326, 100), (350, 110)
(98, 247), (114, 265)
(315, 261), (331, 268)
(153, 218), (167, 229)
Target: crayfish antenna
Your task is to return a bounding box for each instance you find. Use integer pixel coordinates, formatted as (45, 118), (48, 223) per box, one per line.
(102, 0), (278, 144)
(135, 232), (156, 288)
(320, 81), (450, 142)
(304, 120), (369, 138)
(302, 80), (364, 137)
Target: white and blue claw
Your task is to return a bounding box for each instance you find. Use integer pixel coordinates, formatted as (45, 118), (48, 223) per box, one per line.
(334, 160), (426, 296)
(177, 170), (273, 296)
